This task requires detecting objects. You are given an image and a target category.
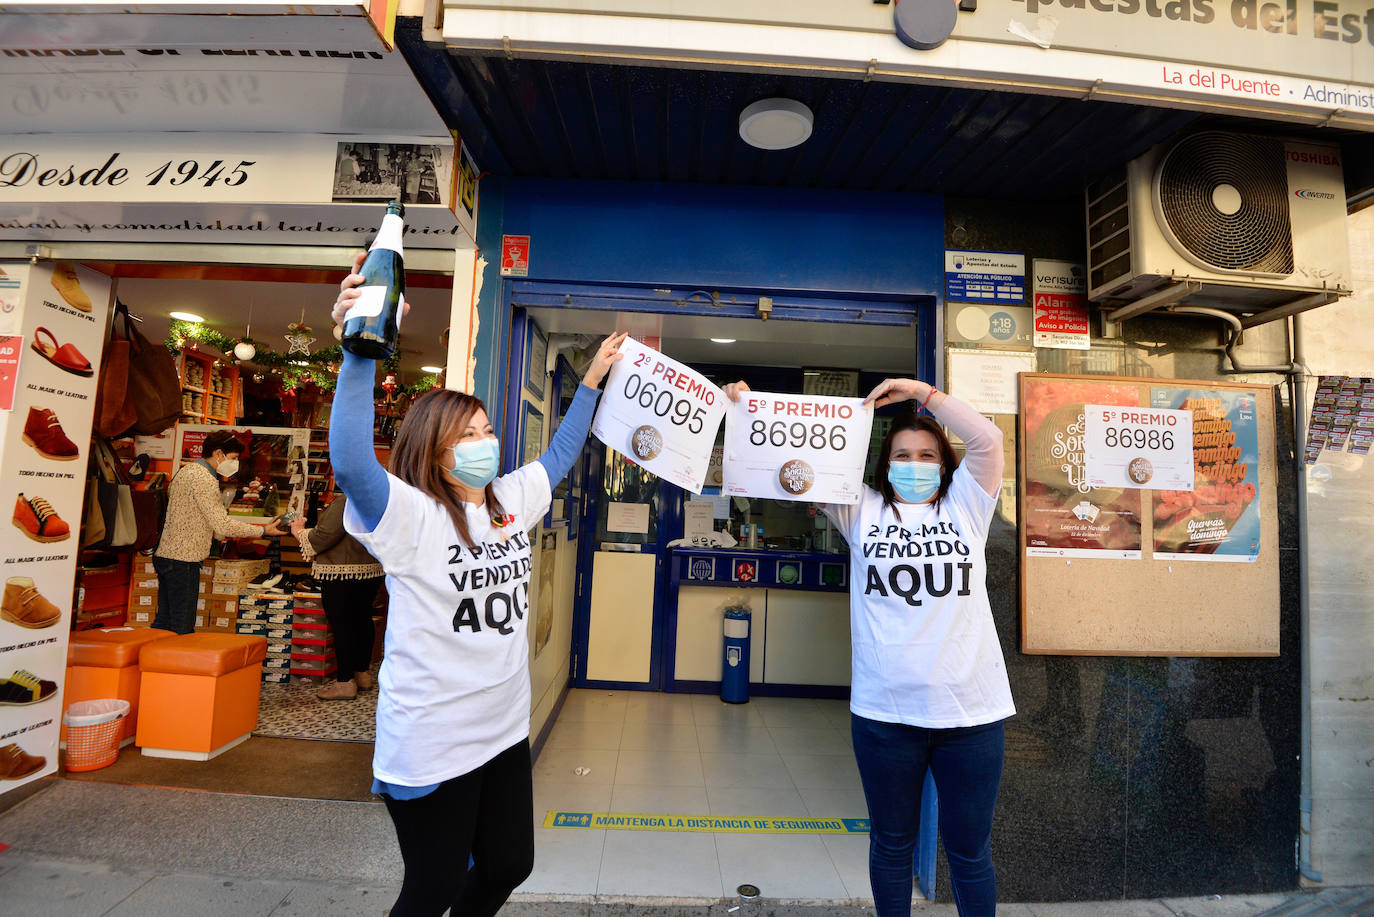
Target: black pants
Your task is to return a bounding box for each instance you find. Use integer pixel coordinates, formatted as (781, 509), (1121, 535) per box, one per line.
(319, 577), (381, 678)
(382, 739), (535, 917)
(151, 556), (200, 634)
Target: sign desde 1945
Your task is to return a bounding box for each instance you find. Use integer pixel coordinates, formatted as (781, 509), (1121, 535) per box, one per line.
(0, 152), (256, 189)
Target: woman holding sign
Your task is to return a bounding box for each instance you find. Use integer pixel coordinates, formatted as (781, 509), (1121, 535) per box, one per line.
(725, 377), (1014, 917)
(330, 260), (626, 917)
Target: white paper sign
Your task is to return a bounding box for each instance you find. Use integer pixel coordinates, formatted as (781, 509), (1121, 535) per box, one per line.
(1084, 404), (1195, 491)
(684, 500), (715, 539)
(722, 392), (873, 505)
(606, 502), (650, 534)
(947, 348), (1036, 415)
(591, 337), (725, 494)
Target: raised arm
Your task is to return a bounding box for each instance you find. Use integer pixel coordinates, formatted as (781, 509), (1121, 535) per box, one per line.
(536, 332), (626, 485)
(865, 378), (1004, 498)
(329, 253), (391, 530)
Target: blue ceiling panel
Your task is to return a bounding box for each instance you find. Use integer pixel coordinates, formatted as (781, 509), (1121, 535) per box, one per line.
(422, 49), (1211, 200)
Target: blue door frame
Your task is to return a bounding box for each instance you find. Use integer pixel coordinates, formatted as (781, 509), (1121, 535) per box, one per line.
(502, 281), (939, 692)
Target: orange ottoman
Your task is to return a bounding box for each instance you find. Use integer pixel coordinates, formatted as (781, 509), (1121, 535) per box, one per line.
(136, 633), (268, 761)
(64, 627), (176, 746)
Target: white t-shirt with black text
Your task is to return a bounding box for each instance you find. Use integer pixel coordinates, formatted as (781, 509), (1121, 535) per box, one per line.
(345, 464), (551, 786)
(823, 463), (1015, 729)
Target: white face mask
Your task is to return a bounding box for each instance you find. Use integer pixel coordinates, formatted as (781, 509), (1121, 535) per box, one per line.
(216, 458), (240, 478)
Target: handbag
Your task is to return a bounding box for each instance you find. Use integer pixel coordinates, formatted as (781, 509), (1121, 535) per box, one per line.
(81, 476), (107, 547)
(93, 317), (136, 438)
(114, 300), (182, 436)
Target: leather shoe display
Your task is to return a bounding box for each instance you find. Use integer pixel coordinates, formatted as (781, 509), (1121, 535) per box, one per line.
(21, 407), (79, 462)
(12, 493), (70, 542)
(50, 262), (92, 312)
(0, 743), (45, 780)
(2, 577), (62, 629)
(0, 669), (57, 705)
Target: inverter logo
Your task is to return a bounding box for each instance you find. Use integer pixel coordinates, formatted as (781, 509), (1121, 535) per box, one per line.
(1294, 189), (1337, 200)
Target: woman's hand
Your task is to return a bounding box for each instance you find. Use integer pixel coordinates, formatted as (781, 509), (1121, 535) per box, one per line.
(290, 517), (307, 538)
(723, 380), (751, 403)
(331, 251), (409, 331)
(581, 331), (629, 390)
(864, 378), (934, 410)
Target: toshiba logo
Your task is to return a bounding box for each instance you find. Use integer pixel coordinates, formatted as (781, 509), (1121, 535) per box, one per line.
(1287, 150), (1341, 166)
(1294, 189), (1337, 200)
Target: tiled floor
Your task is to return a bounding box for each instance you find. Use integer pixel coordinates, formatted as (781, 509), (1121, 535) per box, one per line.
(521, 688), (875, 901)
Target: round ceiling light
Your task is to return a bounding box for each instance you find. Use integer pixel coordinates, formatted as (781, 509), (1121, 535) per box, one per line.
(420, 365), (446, 374)
(169, 311), (204, 323)
(739, 98), (814, 150)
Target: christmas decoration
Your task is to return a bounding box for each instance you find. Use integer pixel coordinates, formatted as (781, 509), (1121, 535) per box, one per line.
(233, 339), (257, 361)
(285, 320), (315, 355)
(382, 372), (398, 395)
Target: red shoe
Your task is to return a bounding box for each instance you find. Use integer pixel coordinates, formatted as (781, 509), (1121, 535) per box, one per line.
(12, 494), (70, 543)
(21, 407), (79, 461)
(30, 327), (92, 377)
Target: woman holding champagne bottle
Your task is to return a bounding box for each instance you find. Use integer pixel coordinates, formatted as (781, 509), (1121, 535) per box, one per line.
(331, 245), (628, 917)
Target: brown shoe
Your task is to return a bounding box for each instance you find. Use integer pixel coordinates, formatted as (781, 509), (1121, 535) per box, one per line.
(2, 577), (61, 628)
(22, 407), (80, 461)
(0, 743), (45, 780)
(316, 680), (357, 701)
(355, 671), (376, 691)
(51, 262), (92, 312)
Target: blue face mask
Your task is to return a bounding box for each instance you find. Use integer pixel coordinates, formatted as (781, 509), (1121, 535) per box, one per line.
(888, 460), (942, 503)
(448, 437), (500, 489)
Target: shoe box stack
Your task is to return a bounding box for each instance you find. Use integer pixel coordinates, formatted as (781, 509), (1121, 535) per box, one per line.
(289, 589), (336, 684)
(74, 553), (132, 630)
(204, 559), (270, 633)
(237, 588), (294, 683)
(125, 557), (161, 626)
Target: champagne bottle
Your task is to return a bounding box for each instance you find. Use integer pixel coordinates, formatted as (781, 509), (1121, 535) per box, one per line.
(341, 200), (407, 360)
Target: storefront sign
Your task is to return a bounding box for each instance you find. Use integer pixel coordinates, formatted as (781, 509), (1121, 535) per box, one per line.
(1023, 375), (1144, 559)
(592, 337), (725, 494)
(1150, 387), (1261, 562)
(1032, 259), (1090, 351)
(721, 392), (872, 504)
(0, 200), (467, 250)
(0, 260), (111, 791)
(945, 251), (1025, 304)
(1084, 404), (1195, 491)
(440, 2), (1374, 127)
(946, 348), (1035, 415)
(0, 134), (455, 209)
(501, 235), (530, 277)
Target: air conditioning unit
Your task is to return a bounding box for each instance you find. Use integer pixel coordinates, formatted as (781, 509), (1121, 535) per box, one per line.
(1086, 131), (1352, 313)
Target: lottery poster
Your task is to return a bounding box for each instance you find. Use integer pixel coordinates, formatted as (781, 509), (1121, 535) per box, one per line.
(1022, 375), (1144, 559)
(721, 392), (872, 504)
(1149, 387), (1261, 563)
(591, 338), (725, 494)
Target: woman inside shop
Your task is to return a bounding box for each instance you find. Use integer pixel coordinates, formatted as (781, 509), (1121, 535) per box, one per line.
(329, 259), (627, 917)
(153, 430), (287, 634)
(725, 377), (1015, 917)
(289, 494), (382, 700)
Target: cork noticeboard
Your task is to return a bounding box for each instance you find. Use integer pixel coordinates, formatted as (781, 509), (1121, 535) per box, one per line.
(1019, 373), (1278, 656)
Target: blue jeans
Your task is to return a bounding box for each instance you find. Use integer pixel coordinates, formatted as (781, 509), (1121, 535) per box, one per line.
(152, 556), (201, 634)
(851, 714), (1005, 917)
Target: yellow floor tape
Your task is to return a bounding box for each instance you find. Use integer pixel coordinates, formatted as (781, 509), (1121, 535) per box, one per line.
(543, 811), (871, 835)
